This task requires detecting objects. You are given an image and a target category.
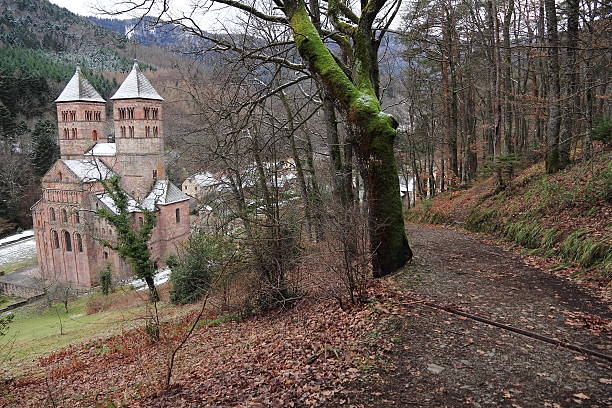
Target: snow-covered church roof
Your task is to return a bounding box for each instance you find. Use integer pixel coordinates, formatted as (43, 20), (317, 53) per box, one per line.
(85, 143), (116, 157)
(142, 180), (190, 209)
(110, 60), (164, 101)
(55, 65), (106, 103)
(62, 158), (115, 182)
(96, 180), (189, 214)
(95, 192), (140, 214)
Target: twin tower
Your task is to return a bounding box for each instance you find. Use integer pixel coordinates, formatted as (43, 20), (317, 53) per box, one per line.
(55, 61), (165, 198)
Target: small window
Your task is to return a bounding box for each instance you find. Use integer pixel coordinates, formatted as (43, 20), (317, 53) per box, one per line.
(92, 130), (98, 141)
(64, 231), (72, 251)
(76, 233), (83, 252)
(175, 208), (181, 223)
(152, 169), (158, 179)
(52, 230), (59, 248)
(104, 251), (109, 260)
(75, 212), (80, 224)
(62, 209), (68, 222)
(50, 208), (56, 221)
(58, 172), (62, 181)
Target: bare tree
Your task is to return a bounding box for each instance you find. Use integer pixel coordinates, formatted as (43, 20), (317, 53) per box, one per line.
(104, 0), (413, 278)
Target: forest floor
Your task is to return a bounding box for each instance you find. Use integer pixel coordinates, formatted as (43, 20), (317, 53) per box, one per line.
(349, 224), (611, 407)
(1, 223), (610, 407)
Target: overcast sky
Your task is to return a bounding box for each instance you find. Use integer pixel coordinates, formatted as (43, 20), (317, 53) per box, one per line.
(48, 0), (235, 29)
(48, 0), (401, 30)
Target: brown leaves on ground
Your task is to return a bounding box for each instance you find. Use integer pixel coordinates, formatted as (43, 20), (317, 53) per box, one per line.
(1, 283), (403, 407)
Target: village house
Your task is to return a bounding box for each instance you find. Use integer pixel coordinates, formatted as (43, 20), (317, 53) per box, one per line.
(31, 62), (190, 287)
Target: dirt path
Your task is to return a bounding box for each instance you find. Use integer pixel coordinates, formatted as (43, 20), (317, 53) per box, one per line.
(351, 224), (611, 407)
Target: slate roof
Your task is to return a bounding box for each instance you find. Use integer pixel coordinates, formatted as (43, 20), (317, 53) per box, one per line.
(85, 143), (117, 157)
(62, 158), (114, 182)
(55, 65), (106, 103)
(110, 60), (164, 101)
(142, 180), (190, 209)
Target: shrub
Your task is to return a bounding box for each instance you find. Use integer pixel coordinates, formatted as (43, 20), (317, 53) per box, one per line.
(244, 220), (303, 312)
(316, 204), (372, 307)
(0, 314), (13, 336)
(592, 117), (611, 144)
(99, 263), (113, 295)
(170, 233), (230, 305)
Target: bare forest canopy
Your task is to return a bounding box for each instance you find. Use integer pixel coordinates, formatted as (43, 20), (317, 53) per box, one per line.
(397, 0), (611, 192)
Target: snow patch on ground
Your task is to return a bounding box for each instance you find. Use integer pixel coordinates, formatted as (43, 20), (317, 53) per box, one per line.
(128, 268), (171, 291)
(0, 238), (37, 267)
(0, 230), (34, 247)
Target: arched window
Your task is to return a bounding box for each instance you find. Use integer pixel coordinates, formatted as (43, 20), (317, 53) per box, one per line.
(92, 130), (98, 141)
(175, 208), (181, 223)
(64, 231), (72, 251)
(145, 126), (150, 137)
(153, 126), (158, 137)
(52, 230), (59, 249)
(152, 169), (157, 179)
(62, 209), (68, 222)
(76, 233), (83, 252)
(75, 212), (80, 224)
(129, 126), (134, 137)
(50, 207), (56, 221)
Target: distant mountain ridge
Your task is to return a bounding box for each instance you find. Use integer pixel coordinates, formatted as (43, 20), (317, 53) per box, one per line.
(88, 16), (186, 49)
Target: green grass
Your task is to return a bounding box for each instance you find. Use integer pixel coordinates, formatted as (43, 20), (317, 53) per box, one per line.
(0, 255), (38, 275)
(0, 295), (23, 309)
(1, 293), (157, 365)
(199, 313), (242, 328)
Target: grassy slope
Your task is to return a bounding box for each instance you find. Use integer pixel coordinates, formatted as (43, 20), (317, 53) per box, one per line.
(2, 285), (190, 366)
(406, 152), (611, 285)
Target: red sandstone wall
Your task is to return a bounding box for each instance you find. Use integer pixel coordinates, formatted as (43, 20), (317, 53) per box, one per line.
(113, 99), (165, 198)
(56, 102), (107, 159)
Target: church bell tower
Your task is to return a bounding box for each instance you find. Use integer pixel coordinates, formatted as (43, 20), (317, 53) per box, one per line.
(55, 65), (107, 159)
(110, 60), (165, 198)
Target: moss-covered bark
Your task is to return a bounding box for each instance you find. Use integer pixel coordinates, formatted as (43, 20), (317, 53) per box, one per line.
(286, 1), (412, 276)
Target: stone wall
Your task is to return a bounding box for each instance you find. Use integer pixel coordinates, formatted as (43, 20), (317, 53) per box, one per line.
(57, 101), (107, 159)
(0, 281), (43, 298)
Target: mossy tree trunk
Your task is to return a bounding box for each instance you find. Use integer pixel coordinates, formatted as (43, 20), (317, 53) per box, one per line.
(284, 1), (412, 277)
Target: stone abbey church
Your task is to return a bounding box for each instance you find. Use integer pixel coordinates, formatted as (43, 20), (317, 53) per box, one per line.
(31, 62), (190, 287)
